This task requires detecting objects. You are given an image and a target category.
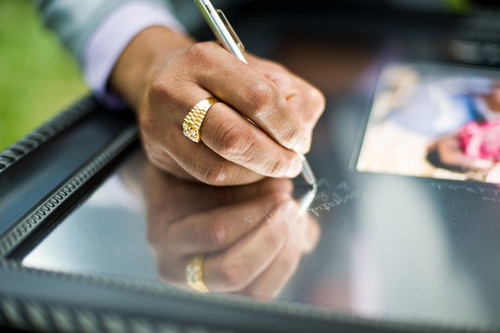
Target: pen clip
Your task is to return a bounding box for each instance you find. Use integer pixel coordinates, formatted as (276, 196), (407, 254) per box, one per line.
(216, 9), (245, 52)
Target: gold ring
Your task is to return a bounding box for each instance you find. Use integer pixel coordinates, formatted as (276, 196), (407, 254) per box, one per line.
(186, 255), (209, 293)
(183, 97), (218, 143)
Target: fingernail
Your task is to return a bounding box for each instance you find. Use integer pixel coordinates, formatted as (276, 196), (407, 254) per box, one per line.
(286, 156), (302, 178)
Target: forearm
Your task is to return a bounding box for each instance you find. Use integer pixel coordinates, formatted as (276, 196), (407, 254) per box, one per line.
(110, 26), (194, 110)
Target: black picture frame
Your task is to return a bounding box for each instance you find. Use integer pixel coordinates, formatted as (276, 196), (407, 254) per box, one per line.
(0, 99), (425, 333)
(3, 3), (500, 331)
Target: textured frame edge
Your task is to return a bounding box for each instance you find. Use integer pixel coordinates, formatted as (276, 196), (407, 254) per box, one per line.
(0, 258), (486, 333)
(0, 95), (98, 174)
(0, 125), (138, 257)
(0, 294), (220, 333)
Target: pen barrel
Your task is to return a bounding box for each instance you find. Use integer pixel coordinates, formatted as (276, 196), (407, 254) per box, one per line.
(195, 0), (316, 186)
(195, 0), (248, 63)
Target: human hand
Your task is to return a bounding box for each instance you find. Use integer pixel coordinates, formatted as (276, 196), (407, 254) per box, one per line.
(111, 27), (325, 185)
(144, 164), (320, 299)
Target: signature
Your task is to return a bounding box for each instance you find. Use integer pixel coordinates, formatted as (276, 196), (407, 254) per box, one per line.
(244, 210), (275, 225)
(243, 179), (366, 223)
(430, 182), (500, 201)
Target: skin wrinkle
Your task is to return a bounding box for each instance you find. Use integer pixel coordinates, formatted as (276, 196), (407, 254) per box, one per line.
(221, 125), (259, 165)
(202, 103), (300, 177)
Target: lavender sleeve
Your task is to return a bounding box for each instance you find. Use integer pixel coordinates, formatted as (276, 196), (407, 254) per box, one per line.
(35, 0), (186, 108)
(83, 1), (186, 107)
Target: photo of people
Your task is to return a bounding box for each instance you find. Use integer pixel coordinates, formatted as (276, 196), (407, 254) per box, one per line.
(357, 62), (500, 183)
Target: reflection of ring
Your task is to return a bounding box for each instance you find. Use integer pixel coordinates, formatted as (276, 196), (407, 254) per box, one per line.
(186, 255), (209, 293)
(183, 97), (218, 143)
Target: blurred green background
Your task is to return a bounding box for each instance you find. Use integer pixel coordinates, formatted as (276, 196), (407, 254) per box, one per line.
(0, 0), (88, 151)
(0, 0), (480, 152)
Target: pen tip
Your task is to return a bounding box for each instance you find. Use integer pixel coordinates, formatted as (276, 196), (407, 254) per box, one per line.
(300, 158), (317, 186)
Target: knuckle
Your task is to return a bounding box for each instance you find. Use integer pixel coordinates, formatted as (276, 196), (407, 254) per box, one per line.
(185, 42), (214, 63)
(148, 75), (177, 105)
(217, 121), (256, 160)
(185, 43), (206, 61)
(309, 88), (326, 119)
(279, 124), (300, 147)
(248, 82), (279, 118)
(140, 115), (160, 138)
(203, 219), (227, 247)
(220, 260), (252, 290)
(199, 162), (228, 186)
(262, 225), (285, 250)
(262, 155), (288, 176)
(149, 76), (166, 98)
(148, 74), (182, 107)
(217, 121), (246, 154)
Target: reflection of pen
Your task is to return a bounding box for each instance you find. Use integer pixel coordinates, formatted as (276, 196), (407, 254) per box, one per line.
(195, 0), (317, 186)
(299, 186), (318, 216)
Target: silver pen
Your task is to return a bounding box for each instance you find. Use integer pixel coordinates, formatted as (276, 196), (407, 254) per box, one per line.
(195, 0), (317, 186)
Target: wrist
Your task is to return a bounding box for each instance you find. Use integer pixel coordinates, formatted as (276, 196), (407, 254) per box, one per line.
(110, 26), (194, 110)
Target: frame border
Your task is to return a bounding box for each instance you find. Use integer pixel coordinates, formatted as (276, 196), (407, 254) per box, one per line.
(0, 97), (97, 175)
(0, 97), (488, 333)
(0, 125), (137, 257)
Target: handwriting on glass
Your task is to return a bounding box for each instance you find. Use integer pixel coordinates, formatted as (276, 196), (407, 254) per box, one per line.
(430, 182), (500, 201)
(307, 180), (365, 217)
(244, 210), (275, 225)
(243, 179), (365, 224)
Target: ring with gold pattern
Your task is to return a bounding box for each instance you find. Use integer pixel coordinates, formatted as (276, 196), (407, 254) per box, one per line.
(186, 255), (209, 293)
(183, 97), (218, 143)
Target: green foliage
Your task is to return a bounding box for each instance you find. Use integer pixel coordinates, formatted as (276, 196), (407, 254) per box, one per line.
(0, 0), (88, 151)
(444, 0), (471, 13)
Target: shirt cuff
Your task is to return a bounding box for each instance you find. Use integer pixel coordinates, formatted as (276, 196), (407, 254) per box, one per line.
(83, 1), (186, 109)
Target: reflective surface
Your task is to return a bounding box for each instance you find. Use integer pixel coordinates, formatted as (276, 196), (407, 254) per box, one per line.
(22, 43), (500, 331)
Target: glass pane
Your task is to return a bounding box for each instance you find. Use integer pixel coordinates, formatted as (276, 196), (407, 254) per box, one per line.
(22, 52), (500, 331)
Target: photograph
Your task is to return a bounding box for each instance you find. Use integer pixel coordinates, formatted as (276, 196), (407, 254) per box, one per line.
(357, 62), (500, 183)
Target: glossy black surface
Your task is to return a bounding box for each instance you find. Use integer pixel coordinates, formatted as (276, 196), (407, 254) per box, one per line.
(0, 103), (134, 236)
(7, 7), (500, 329)
(21, 82), (500, 331)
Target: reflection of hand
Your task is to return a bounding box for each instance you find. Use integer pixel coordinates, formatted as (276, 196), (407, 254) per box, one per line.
(145, 164), (320, 299)
(111, 27), (325, 186)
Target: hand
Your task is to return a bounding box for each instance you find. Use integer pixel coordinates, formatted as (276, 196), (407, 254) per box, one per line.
(144, 164), (320, 299)
(111, 27), (325, 185)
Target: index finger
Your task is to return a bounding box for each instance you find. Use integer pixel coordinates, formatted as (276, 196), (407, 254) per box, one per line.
(188, 42), (307, 150)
